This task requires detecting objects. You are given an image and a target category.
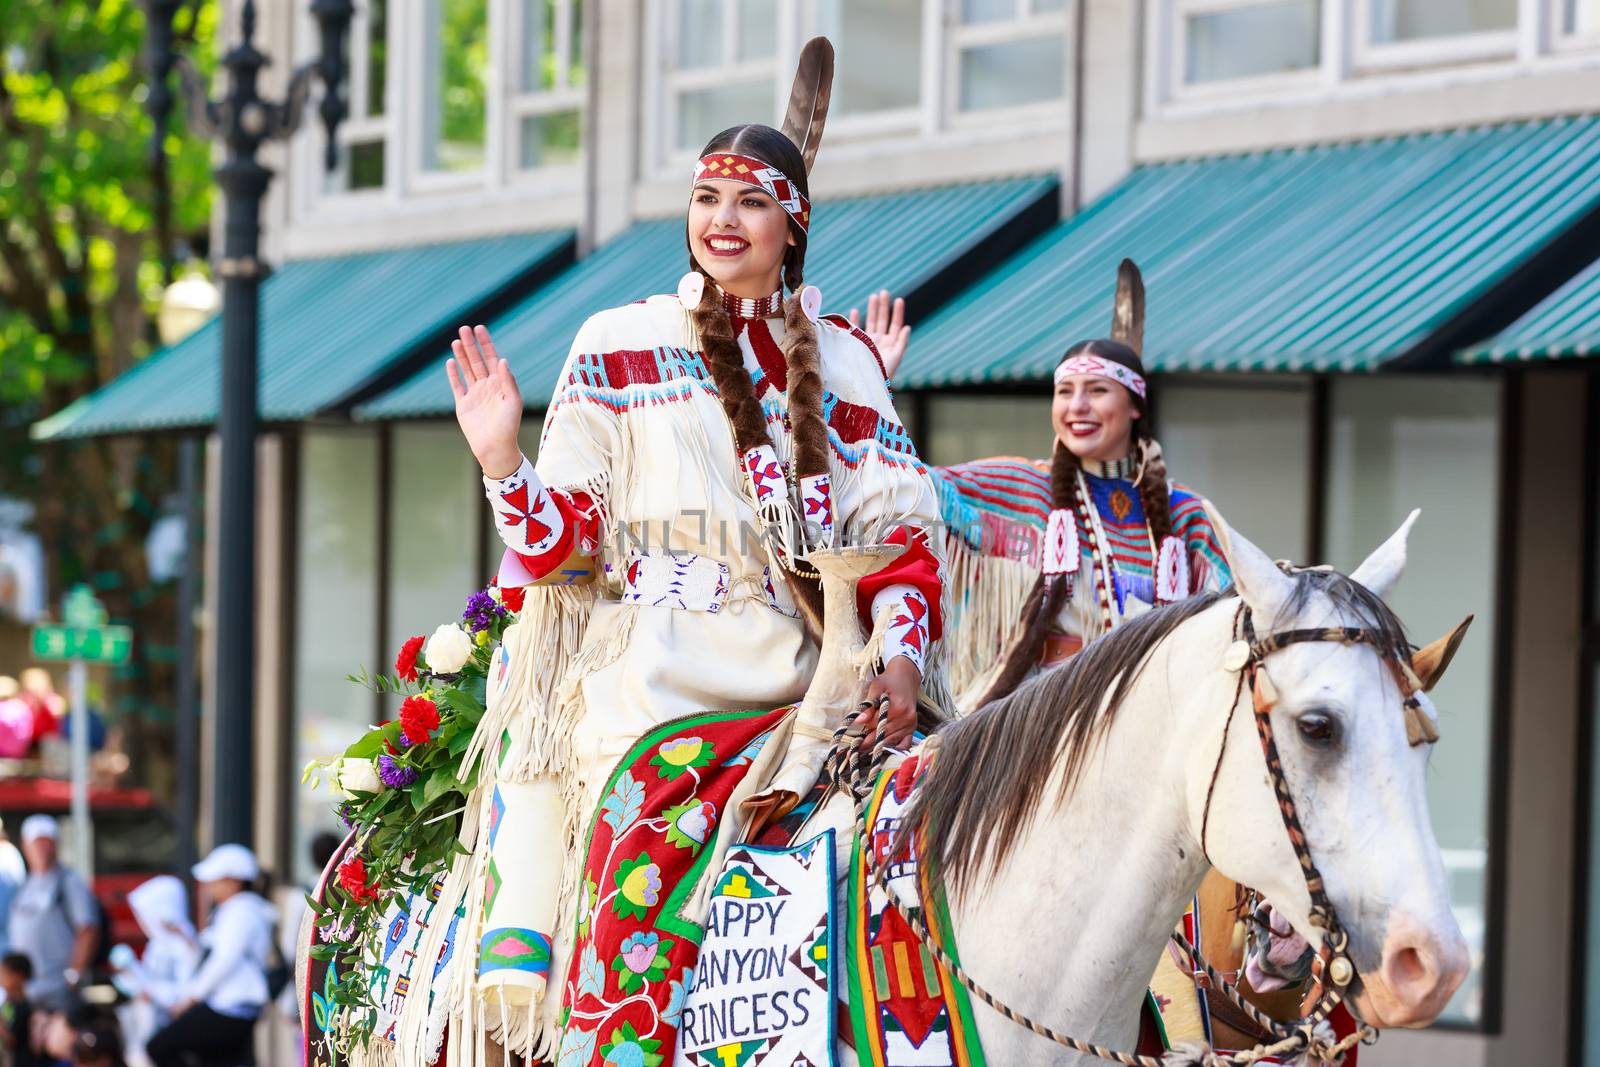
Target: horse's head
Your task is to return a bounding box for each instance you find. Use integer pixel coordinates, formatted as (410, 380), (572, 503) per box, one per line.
(1196, 509), (1469, 1030)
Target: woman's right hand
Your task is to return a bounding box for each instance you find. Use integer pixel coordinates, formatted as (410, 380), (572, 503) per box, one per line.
(447, 325), (524, 478)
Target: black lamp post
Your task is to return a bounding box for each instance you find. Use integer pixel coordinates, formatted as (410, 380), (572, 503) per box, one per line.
(145, 0), (353, 849)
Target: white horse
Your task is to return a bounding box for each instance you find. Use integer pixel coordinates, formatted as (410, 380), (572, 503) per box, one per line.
(806, 509), (1469, 1065)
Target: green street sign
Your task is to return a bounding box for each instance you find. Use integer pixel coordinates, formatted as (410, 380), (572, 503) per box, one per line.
(30, 624), (133, 665)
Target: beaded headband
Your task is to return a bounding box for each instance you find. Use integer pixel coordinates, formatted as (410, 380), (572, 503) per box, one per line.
(693, 153), (812, 233)
(1054, 354), (1147, 399)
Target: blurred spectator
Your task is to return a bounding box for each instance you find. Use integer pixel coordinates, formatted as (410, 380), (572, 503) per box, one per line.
(146, 846), (275, 1067)
(110, 878), (199, 1067)
(0, 828), (26, 957)
(7, 817), (98, 1012)
(0, 953), (46, 1067)
(70, 1022), (125, 1067)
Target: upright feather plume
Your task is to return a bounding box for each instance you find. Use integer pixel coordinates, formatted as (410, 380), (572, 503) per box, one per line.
(781, 37), (834, 174)
(1111, 258), (1145, 356)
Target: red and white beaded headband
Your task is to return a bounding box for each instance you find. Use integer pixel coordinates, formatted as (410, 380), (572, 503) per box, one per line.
(693, 153), (812, 233)
(1054, 354), (1147, 399)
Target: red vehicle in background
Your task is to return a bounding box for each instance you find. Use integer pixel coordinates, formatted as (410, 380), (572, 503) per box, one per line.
(0, 778), (180, 952)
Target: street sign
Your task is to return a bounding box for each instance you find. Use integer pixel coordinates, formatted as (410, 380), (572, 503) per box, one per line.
(31, 586), (131, 665)
(30, 624), (133, 665)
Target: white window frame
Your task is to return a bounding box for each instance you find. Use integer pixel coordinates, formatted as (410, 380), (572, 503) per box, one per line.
(1550, 0), (1600, 49)
(506, 0), (587, 187)
(1158, 0), (1327, 103)
(291, 0), (586, 221)
(943, 0), (1072, 127)
(645, 0), (789, 173)
(643, 0), (1071, 177)
(1146, 0), (1600, 118)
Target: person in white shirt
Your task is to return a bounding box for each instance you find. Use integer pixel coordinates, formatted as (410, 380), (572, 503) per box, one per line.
(0, 826), (28, 959)
(111, 876), (200, 1067)
(145, 846), (275, 1067)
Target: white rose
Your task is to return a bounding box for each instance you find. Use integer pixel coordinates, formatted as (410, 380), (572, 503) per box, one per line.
(425, 623), (473, 674)
(337, 757), (381, 798)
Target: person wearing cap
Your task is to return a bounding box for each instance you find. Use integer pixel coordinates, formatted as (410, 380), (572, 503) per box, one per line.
(145, 845), (275, 1067)
(6, 815), (99, 1012)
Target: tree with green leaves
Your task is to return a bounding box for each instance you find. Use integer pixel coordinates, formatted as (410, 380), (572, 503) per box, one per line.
(0, 0), (216, 781)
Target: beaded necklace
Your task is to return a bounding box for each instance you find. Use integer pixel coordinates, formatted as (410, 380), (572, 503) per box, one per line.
(716, 284), (784, 320)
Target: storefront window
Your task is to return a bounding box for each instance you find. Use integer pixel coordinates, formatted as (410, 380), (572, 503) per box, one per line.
(1156, 379), (1312, 561)
(1324, 375), (1501, 1025)
(292, 430), (380, 887)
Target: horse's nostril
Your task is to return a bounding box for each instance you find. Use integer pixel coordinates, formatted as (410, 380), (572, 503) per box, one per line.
(1385, 945), (1430, 992)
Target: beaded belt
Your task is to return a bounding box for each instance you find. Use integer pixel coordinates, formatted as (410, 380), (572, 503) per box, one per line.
(619, 553), (798, 618)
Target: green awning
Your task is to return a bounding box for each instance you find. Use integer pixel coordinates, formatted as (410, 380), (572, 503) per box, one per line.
(33, 231), (575, 440)
(1459, 256), (1600, 362)
(901, 116), (1600, 386)
(356, 175), (1058, 419)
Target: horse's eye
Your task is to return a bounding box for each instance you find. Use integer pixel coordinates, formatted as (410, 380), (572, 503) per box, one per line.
(1296, 711), (1338, 747)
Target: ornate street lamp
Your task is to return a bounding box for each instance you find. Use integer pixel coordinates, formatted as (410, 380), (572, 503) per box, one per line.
(145, 0), (353, 849)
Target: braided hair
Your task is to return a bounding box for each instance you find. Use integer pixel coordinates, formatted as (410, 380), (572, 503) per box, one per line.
(976, 339), (1173, 707)
(685, 123), (827, 633)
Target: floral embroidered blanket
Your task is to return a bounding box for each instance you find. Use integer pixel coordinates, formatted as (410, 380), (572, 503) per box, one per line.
(554, 705), (794, 1067)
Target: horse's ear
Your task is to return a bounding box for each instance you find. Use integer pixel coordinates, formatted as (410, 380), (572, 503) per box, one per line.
(1203, 499), (1294, 625)
(1413, 615), (1473, 692)
(1350, 509), (1420, 600)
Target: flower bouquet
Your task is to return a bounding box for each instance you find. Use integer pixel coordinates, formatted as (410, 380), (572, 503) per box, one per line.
(303, 582), (525, 1043)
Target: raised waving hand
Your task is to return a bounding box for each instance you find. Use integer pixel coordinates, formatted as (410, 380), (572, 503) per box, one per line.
(847, 289), (911, 380)
(446, 325), (524, 479)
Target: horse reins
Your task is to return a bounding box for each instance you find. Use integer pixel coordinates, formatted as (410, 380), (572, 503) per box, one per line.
(830, 591), (1441, 1065)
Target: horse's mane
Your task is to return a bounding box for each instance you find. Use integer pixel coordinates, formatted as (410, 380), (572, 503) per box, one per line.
(906, 570), (1411, 893)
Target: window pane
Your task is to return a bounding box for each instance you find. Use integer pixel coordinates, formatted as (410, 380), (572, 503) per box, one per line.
(814, 0), (922, 114)
(522, 0), (556, 91)
(349, 140), (385, 189)
(422, 0), (488, 173)
(738, 0), (777, 59)
(292, 430), (379, 888)
(1568, 0), (1600, 33)
(385, 424), (480, 705)
(1324, 376), (1501, 1025)
(924, 397), (1054, 466)
(1186, 0), (1320, 83)
(572, 0), (587, 84)
(521, 110), (582, 168)
(1369, 0), (1515, 43)
(678, 0), (722, 68)
(677, 80), (773, 150)
(1155, 380), (1310, 562)
(961, 0), (1016, 23)
(958, 35), (1064, 111)
(1033, 0), (1066, 11)
(367, 0), (388, 117)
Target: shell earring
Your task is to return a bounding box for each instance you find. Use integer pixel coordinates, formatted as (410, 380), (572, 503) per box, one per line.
(678, 271), (706, 311)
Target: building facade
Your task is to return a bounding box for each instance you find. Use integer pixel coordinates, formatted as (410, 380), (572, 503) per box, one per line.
(45, 1), (1600, 1063)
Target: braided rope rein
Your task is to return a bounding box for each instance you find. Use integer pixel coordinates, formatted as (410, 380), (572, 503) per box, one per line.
(828, 613), (1395, 1066)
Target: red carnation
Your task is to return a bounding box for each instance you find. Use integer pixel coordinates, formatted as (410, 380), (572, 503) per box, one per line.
(338, 855), (380, 905)
(394, 635), (426, 682)
(499, 585), (525, 614)
(399, 695), (440, 745)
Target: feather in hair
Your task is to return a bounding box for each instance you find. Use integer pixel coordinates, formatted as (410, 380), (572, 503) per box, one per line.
(780, 37), (834, 175)
(1111, 258), (1145, 356)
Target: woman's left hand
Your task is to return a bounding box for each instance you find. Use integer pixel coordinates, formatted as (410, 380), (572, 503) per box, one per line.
(865, 655), (921, 748)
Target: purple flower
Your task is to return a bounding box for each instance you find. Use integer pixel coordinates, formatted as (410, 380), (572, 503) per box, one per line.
(377, 754), (419, 789)
(462, 589), (505, 634)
